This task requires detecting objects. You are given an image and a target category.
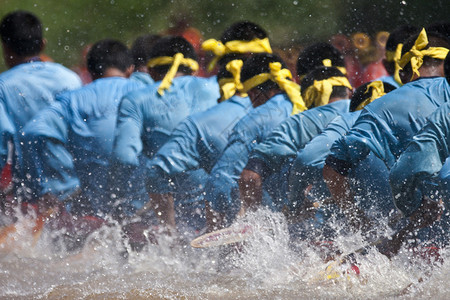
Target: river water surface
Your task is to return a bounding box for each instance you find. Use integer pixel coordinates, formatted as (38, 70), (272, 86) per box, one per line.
(1, 209), (448, 299)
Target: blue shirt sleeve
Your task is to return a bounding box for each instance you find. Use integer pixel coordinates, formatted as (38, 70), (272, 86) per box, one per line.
(205, 94), (293, 216)
(0, 101), (15, 169)
(21, 101), (79, 199)
(148, 117), (202, 178)
(288, 112), (358, 206)
(390, 103), (450, 216)
(248, 100), (351, 177)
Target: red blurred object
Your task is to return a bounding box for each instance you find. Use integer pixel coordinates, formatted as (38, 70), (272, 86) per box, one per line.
(348, 264), (360, 276)
(0, 162), (12, 191)
(362, 60), (388, 83)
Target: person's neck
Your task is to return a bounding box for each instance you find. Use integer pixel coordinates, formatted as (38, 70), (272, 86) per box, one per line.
(6, 54), (41, 69)
(411, 64), (444, 81)
(328, 96), (346, 104)
(92, 68), (129, 80)
(252, 89), (280, 108)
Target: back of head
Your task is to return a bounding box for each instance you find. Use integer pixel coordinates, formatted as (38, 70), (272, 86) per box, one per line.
(87, 39), (133, 79)
(131, 34), (161, 71)
(241, 53), (287, 92)
(384, 25), (419, 75)
(400, 29), (450, 83)
(217, 21), (269, 66)
(296, 42), (345, 79)
(0, 10), (43, 56)
(350, 81), (397, 112)
(220, 21), (268, 43)
(217, 58), (248, 102)
(386, 25), (420, 52)
(301, 66), (352, 108)
(148, 36), (197, 75)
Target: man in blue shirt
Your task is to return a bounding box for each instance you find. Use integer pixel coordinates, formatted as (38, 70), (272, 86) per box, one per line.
(0, 11), (82, 215)
(323, 29), (450, 234)
(21, 39), (146, 217)
(286, 81), (397, 237)
(144, 22), (273, 232)
(239, 67), (352, 216)
(390, 54), (450, 223)
(110, 36), (220, 229)
(204, 53), (308, 229)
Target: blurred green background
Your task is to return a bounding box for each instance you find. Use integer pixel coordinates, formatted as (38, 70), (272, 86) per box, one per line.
(0, 0), (447, 72)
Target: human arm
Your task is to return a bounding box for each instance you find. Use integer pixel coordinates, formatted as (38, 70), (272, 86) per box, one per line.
(288, 113), (359, 208)
(0, 101), (15, 171)
(145, 117), (204, 193)
(109, 94), (145, 200)
(390, 103), (450, 217)
(20, 101), (79, 200)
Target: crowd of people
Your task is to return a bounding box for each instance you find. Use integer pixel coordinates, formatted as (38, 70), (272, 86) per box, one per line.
(0, 10), (449, 260)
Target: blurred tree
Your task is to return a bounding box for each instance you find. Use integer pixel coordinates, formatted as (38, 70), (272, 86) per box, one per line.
(0, 0), (447, 72)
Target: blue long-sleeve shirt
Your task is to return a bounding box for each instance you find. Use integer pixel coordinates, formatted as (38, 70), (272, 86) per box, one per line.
(204, 93), (293, 216)
(246, 100), (351, 178)
(0, 61), (82, 174)
(111, 75), (220, 197)
(390, 102), (450, 216)
(288, 111), (360, 208)
(21, 77), (146, 211)
(146, 95), (252, 193)
(328, 77), (450, 173)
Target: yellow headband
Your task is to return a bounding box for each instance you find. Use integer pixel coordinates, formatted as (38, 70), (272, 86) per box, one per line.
(303, 76), (352, 108)
(147, 53), (199, 96)
(218, 59), (247, 102)
(321, 59), (347, 75)
(355, 81), (386, 111)
(242, 62), (307, 115)
(388, 43), (404, 86)
(202, 37), (272, 71)
(398, 28), (449, 82)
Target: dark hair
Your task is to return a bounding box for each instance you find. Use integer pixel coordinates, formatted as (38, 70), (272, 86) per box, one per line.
(218, 21), (268, 67)
(220, 21), (268, 43)
(385, 25), (419, 52)
(87, 39), (133, 78)
(383, 25), (419, 75)
(148, 36), (197, 75)
(241, 53), (288, 92)
(400, 30), (450, 82)
(216, 59), (245, 82)
(350, 81), (396, 112)
(131, 34), (161, 69)
(301, 66), (349, 107)
(296, 42), (345, 78)
(445, 52), (450, 85)
(0, 10), (43, 56)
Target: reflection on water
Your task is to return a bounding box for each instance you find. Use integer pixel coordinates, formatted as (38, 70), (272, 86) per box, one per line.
(1, 209), (448, 299)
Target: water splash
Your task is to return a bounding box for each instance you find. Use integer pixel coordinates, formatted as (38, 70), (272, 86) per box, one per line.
(0, 209), (448, 298)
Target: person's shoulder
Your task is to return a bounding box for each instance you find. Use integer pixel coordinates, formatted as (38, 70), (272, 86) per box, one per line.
(130, 71), (154, 85)
(122, 80), (159, 103)
(308, 99), (350, 115)
(364, 82), (421, 111)
(182, 75), (219, 92)
(41, 62), (82, 79)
